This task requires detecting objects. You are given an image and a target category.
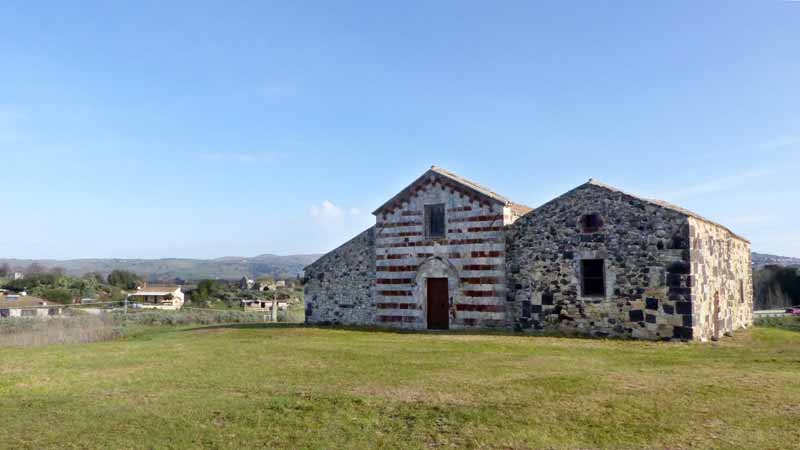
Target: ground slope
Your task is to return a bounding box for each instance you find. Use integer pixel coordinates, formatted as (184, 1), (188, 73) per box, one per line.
(1, 326), (798, 449)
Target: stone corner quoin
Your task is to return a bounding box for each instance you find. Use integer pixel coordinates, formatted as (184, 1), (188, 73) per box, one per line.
(303, 168), (753, 342)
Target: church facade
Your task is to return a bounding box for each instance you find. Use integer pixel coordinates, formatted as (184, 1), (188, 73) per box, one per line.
(304, 167), (752, 341)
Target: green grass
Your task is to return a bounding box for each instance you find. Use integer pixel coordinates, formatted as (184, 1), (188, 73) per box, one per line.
(1, 326), (799, 450)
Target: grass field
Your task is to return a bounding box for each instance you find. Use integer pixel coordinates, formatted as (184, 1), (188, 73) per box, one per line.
(1, 324), (799, 450)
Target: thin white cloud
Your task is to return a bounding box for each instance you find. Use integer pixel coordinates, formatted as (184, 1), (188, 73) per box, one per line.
(310, 201), (345, 220)
(661, 167), (774, 200)
(724, 214), (776, 225)
(309, 201), (372, 232)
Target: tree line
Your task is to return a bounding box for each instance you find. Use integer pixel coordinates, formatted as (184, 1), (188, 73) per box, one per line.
(754, 265), (800, 310)
(1, 268), (145, 305)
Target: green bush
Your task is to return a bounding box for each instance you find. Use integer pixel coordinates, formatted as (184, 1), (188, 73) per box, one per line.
(754, 316), (800, 332)
(107, 270), (143, 290)
(39, 287), (75, 304)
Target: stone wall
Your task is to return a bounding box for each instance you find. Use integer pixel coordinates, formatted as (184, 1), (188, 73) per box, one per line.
(373, 177), (510, 329)
(688, 218), (752, 341)
(304, 227), (376, 325)
(506, 183), (696, 340)
(304, 173), (751, 341)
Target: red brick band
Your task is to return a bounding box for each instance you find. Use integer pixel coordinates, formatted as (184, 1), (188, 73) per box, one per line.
(470, 251), (504, 258)
(462, 264), (499, 271)
(456, 304), (505, 312)
(448, 214), (503, 224)
(377, 315), (416, 323)
(463, 290), (501, 298)
(376, 265), (418, 272)
(378, 290), (413, 296)
(377, 279), (414, 285)
(377, 303), (416, 310)
(460, 277), (502, 285)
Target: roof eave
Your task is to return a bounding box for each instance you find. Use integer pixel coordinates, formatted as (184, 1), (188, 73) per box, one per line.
(372, 167), (517, 216)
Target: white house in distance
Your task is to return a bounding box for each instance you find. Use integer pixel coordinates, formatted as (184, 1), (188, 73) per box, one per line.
(127, 285), (185, 310)
(0, 293), (65, 318)
(241, 298), (289, 313)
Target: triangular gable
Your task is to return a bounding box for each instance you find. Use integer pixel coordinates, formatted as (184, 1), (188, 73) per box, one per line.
(536, 179), (749, 244)
(372, 166), (528, 216)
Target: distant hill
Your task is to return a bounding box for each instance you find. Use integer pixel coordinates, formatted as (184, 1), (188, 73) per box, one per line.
(752, 252), (800, 269)
(0, 254), (323, 282)
(4, 251), (795, 282)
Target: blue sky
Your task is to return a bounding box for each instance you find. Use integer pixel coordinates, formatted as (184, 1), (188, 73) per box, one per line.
(1, 1), (798, 259)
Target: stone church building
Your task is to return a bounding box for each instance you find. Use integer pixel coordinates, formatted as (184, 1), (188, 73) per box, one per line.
(304, 167), (753, 341)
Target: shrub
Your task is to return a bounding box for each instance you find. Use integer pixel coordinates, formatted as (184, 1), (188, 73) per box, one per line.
(107, 270), (143, 290)
(755, 316), (800, 333)
(39, 287), (75, 304)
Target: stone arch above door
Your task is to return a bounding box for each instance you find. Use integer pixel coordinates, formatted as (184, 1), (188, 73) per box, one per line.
(414, 257), (461, 328)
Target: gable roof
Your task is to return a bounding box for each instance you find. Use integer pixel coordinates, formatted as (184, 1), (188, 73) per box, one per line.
(373, 166), (532, 216)
(583, 179), (749, 243)
(135, 285), (181, 294)
(0, 295), (54, 308)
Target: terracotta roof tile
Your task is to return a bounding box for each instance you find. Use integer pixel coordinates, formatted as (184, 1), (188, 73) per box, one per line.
(0, 295), (55, 308)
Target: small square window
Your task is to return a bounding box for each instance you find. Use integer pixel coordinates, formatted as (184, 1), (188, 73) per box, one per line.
(580, 214), (604, 233)
(425, 204), (446, 239)
(581, 259), (606, 297)
(0, 309), (9, 318)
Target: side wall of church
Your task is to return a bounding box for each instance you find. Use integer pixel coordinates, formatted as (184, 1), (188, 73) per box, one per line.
(688, 217), (753, 341)
(304, 227), (376, 325)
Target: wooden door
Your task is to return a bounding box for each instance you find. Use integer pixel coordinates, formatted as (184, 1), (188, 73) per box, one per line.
(427, 278), (449, 330)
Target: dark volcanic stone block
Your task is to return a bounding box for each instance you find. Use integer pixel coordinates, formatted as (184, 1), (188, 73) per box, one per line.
(646, 314), (657, 324)
(667, 273), (684, 287)
(629, 310), (644, 322)
(522, 301), (531, 318)
(672, 326), (693, 340)
(667, 261), (691, 274)
(645, 297), (659, 310)
(671, 235), (689, 250)
(663, 304), (674, 315)
(669, 287), (691, 296)
(675, 302), (692, 315)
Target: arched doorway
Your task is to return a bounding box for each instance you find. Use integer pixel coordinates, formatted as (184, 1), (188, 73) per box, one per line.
(414, 257), (460, 330)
